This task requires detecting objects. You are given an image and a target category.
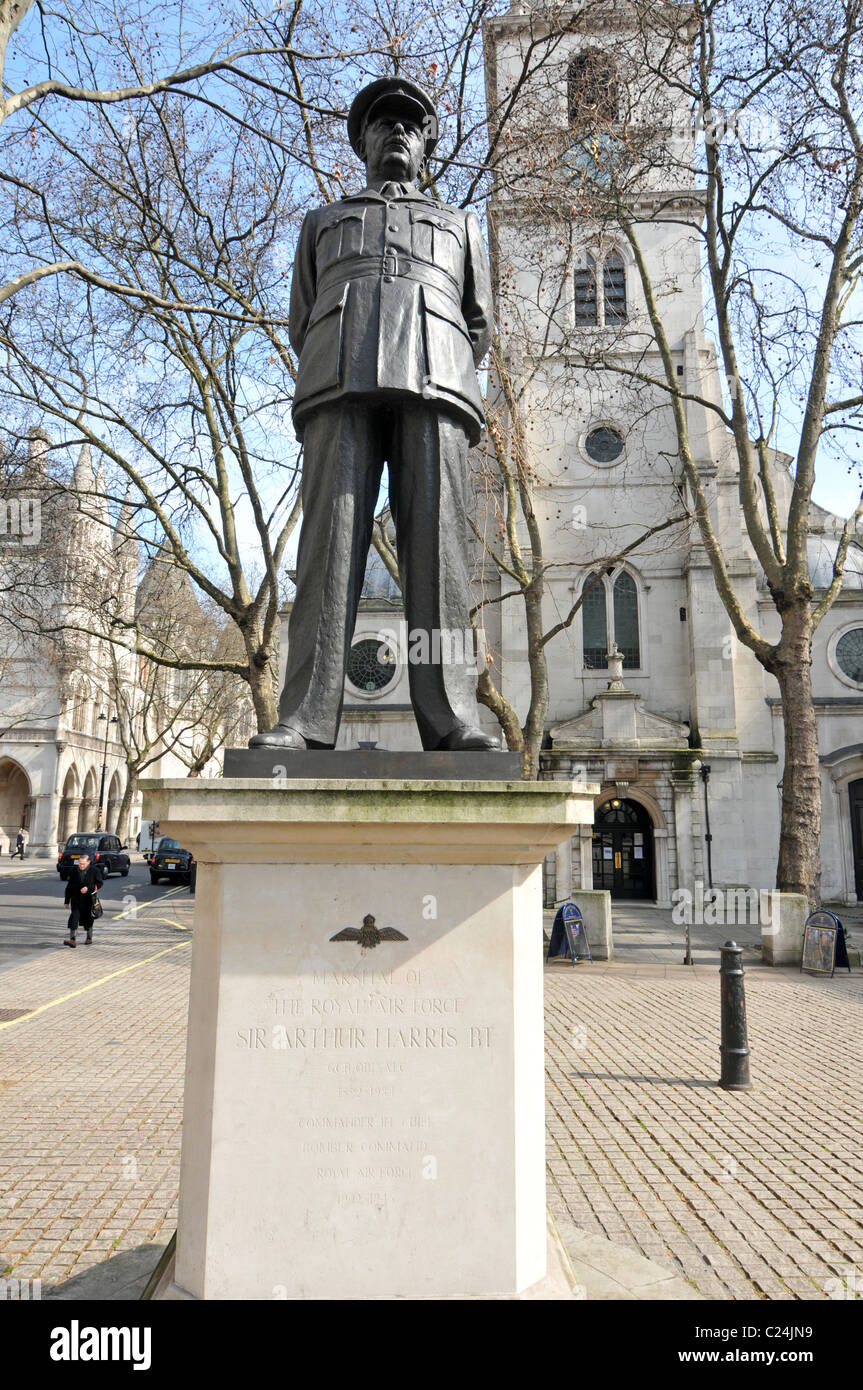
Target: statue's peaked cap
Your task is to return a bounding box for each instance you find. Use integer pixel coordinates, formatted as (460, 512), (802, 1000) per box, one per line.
(347, 77), (438, 157)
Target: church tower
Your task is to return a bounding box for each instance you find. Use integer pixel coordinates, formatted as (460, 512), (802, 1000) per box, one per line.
(483, 1), (767, 901)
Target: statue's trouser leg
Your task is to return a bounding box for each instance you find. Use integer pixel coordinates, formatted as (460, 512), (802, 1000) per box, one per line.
(388, 404), (478, 749)
(277, 404), (384, 746)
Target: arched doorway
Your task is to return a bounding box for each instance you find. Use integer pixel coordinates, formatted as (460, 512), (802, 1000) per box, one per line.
(105, 771), (123, 835)
(78, 768), (98, 832)
(58, 766), (81, 845)
(0, 758), (31, 851)
(592, 797), (655, 899)
(850, 779), (863, 900)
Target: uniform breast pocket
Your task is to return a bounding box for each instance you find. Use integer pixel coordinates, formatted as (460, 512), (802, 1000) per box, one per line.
(316, 210), (366, 268)
(410, 210), (464, 279)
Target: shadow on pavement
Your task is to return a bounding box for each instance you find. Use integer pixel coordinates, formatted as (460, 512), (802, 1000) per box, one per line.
(42, 1244), (166, 1300)
(572, 1072), (717, 1087)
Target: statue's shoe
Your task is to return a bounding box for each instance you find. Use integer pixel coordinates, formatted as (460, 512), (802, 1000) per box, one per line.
(248, 724), (308, 750)
(434, 726), (500, 752)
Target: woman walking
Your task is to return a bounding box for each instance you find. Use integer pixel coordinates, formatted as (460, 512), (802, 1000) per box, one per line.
(63, 851), (103, 947)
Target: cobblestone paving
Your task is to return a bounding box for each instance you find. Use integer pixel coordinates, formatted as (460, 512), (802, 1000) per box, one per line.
(545, 961), (863, 1300)
(2, 890), (862, 1300)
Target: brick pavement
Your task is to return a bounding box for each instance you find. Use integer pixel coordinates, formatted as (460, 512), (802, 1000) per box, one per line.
(1, 891), (862, 1299)
(0, 896), (192, 1289)
(545, 960), (863, 1300)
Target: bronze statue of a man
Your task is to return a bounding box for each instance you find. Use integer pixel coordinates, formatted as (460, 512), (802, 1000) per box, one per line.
(251, 77), (496, 752)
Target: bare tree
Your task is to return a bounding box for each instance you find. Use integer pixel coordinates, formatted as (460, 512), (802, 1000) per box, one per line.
(0, 0), (343, 310)
(0, 0), (598, 731)
(1, 88), (303, 727)
(98, 574), (252, 841)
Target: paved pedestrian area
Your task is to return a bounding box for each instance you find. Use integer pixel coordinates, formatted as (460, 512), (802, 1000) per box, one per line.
(606, 902), (761, 965)
(546, 958), (863, 1299)
(0, 883), (861, 1299)
(0, 884), (192, 1290)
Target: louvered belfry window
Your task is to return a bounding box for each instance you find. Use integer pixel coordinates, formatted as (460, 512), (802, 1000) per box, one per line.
(574, 253), (598, 325)
(603, 250), (627, 322)
(568, 51), (619, 127)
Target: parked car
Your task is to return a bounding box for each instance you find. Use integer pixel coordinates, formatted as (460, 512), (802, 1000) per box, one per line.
(150, 837), (196, 886)
(57, 833), (131, 881)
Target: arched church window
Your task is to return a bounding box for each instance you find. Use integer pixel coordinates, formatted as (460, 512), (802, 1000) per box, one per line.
(582, 569), (641, 671)
(613, 571), (640, 668)
(582, 571), (608, 669)
(567, 51), (619, 128)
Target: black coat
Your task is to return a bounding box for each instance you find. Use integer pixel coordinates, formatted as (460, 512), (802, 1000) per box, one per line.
(64, 862), (103, 907)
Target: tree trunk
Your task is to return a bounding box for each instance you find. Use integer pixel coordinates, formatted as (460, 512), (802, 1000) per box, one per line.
(522, 584), (549, 780)
(476, 667), (524, 752)
(247, 649), (278, 732)
(115, 773), (137, 847)
(772, 601), (821, 909)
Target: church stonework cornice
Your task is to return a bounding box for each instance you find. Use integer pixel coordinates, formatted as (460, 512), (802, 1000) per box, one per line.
(487, 3), (695, 42)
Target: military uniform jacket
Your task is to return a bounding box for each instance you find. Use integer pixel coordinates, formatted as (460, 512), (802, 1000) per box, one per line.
(289, 186), (493, 446)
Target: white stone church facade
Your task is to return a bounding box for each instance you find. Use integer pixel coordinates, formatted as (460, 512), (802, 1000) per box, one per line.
(313, 1), (863, 908)
(0, 435), (243, 858)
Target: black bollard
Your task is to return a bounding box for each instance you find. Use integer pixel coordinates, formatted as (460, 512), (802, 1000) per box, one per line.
(718, 940), (752, 1090)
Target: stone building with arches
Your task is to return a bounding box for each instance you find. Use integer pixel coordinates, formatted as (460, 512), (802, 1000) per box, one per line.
(0, 433), (137, 858)
(299, 1), (863, 909)
(1, 431), (258, 858)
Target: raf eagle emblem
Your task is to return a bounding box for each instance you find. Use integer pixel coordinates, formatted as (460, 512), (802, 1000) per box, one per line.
(330, 914), (408, 951)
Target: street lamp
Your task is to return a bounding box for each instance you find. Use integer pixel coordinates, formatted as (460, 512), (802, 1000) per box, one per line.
(692, 758), (713, 889)
(96, 711), (119, 830)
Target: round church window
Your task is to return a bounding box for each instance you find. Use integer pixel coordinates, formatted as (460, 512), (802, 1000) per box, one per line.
(346, 638), (397, 693)
(835, 628), (863, 685)
(585, 426), (624, 464)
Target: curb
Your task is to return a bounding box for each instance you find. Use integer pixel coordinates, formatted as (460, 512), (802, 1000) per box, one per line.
(552, 1209), (704, 1300)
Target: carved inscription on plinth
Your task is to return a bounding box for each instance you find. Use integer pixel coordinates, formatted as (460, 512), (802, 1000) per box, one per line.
(232, 955), (496, 1212)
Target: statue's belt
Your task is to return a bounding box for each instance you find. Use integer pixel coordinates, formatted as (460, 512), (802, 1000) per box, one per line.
(317, 257), (462, 308)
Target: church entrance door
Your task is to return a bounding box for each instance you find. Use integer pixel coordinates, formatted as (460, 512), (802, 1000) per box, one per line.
(592, 797), (655, 900)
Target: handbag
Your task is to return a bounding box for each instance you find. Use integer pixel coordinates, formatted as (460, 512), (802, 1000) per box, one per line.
(91, 894), (104, 920)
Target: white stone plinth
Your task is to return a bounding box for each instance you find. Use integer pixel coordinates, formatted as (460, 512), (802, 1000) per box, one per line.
(760, 891), (808, 966)
(141, 777), (597, 1300)
(570, 889), (613, 960)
